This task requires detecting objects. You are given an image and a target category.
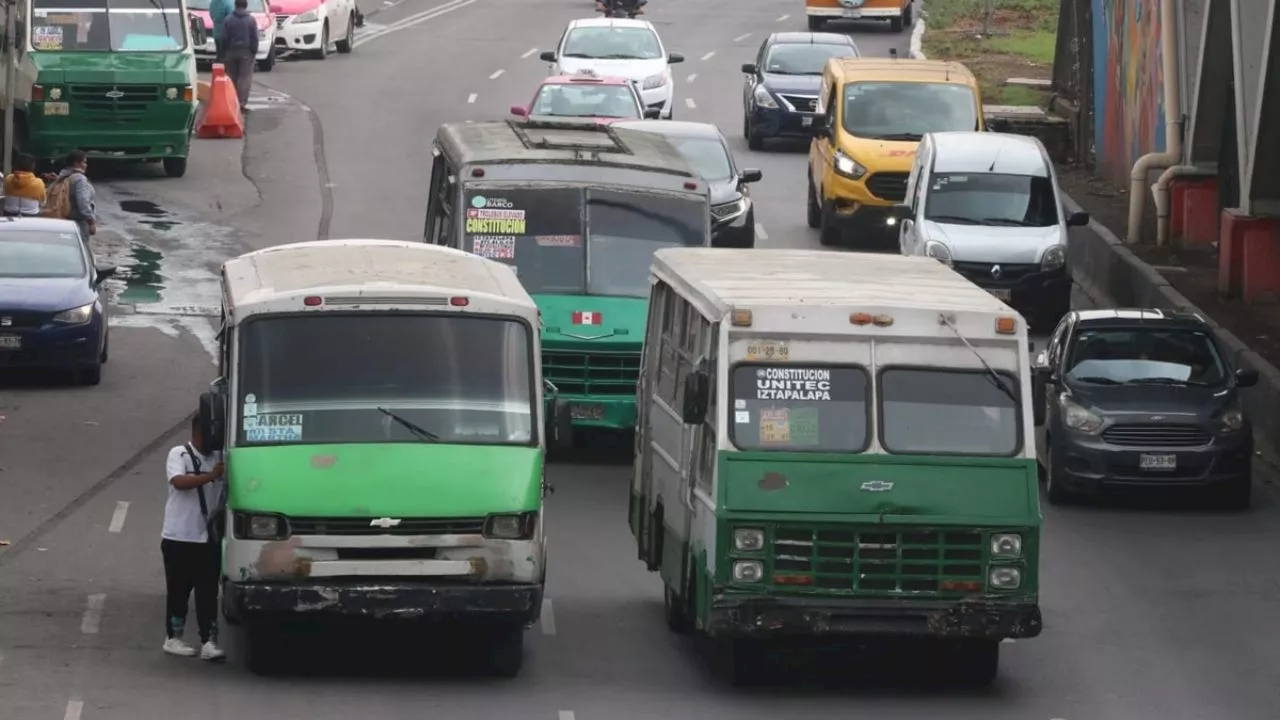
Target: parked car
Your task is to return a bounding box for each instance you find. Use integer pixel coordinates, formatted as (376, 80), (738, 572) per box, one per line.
(1033, 308), (1259, 509)
(539, 17), (683, 118)
(511, 71), (658, 123)
(612, 120), (762, 247)
(0, 217), (115, 385)
(271, 0), (358, 58)
(189, 0), (278, 71)
(740, 31), (859, 150)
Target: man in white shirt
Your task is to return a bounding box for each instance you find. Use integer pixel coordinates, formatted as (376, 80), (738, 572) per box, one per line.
(161, 415), (227, 661)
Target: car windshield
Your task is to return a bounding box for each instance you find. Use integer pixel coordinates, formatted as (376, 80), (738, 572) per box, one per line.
(236, 314), (535, 446)
(763, 42), (855, 75)
(842, 82), (978, 140)
(186, 0), (264, 10)
(880, 368), (1021, 455)
(0, 230), (86, 278)
(31, 0), (187, 52)
(562, 27), (662, 59)
(925, 173), (1059, 227)
(1066, 328), (1227, 386)
(664, 136), (733, 182)
(532, 83), (640, 118)
(730, 365), (870, 452)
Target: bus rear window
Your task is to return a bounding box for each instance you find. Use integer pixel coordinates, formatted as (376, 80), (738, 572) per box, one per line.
(729, 365), (869, 452)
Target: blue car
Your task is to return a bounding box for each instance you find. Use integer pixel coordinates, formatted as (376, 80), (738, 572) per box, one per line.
(741, 32), (860, 150)
(0, 217), (116, 385)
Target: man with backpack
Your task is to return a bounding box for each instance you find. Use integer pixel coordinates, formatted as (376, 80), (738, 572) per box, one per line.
(43, 150), (97, 240)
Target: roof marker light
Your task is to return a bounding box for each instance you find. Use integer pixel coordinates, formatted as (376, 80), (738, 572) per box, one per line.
(471, 168), (485, 177)
(850, 312), (872, 325)
(684, 181), (697, 190)
(730, 309), (752, 327)
(872, 314), (894, 327)
(995, 316), (1017, 334)
(450, 296), (470, 307)
(303, 296), (323, 307)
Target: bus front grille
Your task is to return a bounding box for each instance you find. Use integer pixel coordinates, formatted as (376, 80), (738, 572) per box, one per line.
(287, 516), (486, 536)
(542, 350), (640, 396)
(771, 526), (985, 595)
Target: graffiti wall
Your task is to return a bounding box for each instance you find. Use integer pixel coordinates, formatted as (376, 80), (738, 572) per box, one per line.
(1092, 0), (1167, 184)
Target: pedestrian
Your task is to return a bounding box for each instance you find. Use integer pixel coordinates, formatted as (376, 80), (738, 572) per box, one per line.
(160, 415), (227, 661)
(209, 0), (234, 61)
(221, 0), (259, 113)
(3, 153), (46, 217)
(44, 150), (96, 239)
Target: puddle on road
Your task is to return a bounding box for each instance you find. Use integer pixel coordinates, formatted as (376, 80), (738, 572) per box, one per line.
(115, 244), (164, 305)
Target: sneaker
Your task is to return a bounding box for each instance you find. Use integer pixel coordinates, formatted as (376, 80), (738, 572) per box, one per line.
(199, 641), (226, 662)
(163, 638), (197, 657)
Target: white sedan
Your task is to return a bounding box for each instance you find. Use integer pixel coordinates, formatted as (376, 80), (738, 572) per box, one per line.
(539, 17), (683, 119)
(270, 0), (359, 58)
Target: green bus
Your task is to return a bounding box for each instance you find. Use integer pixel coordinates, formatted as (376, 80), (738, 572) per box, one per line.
(631, 248), (1042, 685)
(423, 119), (712, 435)
(199, 239), (565, 677)
(2, 0), (207, 176)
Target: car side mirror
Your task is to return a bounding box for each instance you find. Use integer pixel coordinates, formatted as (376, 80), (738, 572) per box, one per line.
(739, 168), (762, 183)
(188, 13), (208, 46)
(740, 63), (757, 74)
(890, 203), (913, 221)
(1235, 367), (1259, 387)
(510, 105), (529, 118)
(667, 52), (684, 64)
(681, 370), (709, 425)
(1067, 211), (1090, 227)
(539, 50), (557, 63)
(549, 398), (575, 450)
(198, 389), (227, 451)
(643, 107), (662, 119)
(94, 264), (117, 284)
(808, 113), (828, 137)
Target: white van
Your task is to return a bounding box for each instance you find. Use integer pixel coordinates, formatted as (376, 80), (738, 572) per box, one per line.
(891, 131), (1090, 330)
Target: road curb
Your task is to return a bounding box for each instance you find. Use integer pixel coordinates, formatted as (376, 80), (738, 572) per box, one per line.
(909, 14), (926, 58)
(1061, 191), (1280, 461)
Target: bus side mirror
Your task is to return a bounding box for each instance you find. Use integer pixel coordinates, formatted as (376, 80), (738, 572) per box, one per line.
(550, 398), (575, 450)
(198, 388), (227, 450)
(188, 14), (208, 47)
(681, 370), (709, 425)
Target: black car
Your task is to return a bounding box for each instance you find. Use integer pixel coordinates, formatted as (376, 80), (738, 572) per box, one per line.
(741, 32), (859, 150)
(1033, 309), (1258, 508)
(612, 120), (762, 247)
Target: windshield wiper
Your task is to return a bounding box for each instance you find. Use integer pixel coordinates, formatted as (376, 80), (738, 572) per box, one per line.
(925, 214), (980, 225)
(148, 0), (173, 44)
(561, 52), (593, 58)
(1073, 376), (1121, 385)
(376, 407), (440, 442)
(938, 313), (1019, 405)
(874, 132), (923, 141)
(1124, 377), (1208, 387)
(981, 218), (1038, 227)
(600, 53), (645, 59)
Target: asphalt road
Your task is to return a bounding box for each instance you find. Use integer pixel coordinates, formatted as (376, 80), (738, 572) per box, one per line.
(3, 1), (1280, 718)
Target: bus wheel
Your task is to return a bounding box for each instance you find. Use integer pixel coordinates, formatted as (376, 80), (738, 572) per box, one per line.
(951, 640), (999, 686)
(723, 639), (766, 686)
(663, 584), (693, 634)
(163, 156), (188, 178)
(245, 622), (286, 676)
(488, 625), (525, 678)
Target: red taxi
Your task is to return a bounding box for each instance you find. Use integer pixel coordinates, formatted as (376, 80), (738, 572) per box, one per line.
(511, 70), (660, 123)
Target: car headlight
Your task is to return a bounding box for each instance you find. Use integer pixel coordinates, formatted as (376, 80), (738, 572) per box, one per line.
(1062, 397), (1103, 433)
(53, 302), (94, 325)
(833, 149), (867, 180)
(296, 9), (319, 22)
(234, 512), (290, 540)
(642, 72), (667, 90)
(752, 84), (778, 109)
(733, 527), (764, 551)
(1041, 244), (1066, 271)
(923, 240), (953, 267)
(1219, 408), (1246, 432)
(989, 566), (1021, 590)
(732, 560), (764, 582)
(989, 533), (1022, 559)
(711, 197), (749, 223)
(484, 512), (536, 539)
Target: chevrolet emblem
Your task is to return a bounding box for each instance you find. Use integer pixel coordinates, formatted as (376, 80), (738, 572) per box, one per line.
(860, 481), (894, 492)
(369, 517), (402, 529)
(105, 89), (125, 99)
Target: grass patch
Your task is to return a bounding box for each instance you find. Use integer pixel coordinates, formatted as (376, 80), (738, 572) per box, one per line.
(922, 0), (1058, 106)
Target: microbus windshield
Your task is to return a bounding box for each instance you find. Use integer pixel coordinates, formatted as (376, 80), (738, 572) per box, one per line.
(31, 0), (190, 52)
(235, 313), (536, 446)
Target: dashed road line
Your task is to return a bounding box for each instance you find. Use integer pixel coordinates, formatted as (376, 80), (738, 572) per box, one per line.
(700, 51), (715, 61)
(108, 501), (130, 533)
(489, 69), (505, 79)
(559, 713), (575, 720)
(467, 93), (478, 103)
(733, 32), (751, 42)
(755, 223), (768, 241)
(684, 97), (696, 109)
(687, 73), (697, 83)
(353, 0), (479, 48)
(521, 46), (538, 58)
(776, 13), (790, 21)
(80, 594), (106, 634)
(64, 700), (84, 720)
(540, 598), (557, 635)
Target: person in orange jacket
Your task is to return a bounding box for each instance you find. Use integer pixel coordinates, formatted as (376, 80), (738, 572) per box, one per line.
(3, 154), (47, 217)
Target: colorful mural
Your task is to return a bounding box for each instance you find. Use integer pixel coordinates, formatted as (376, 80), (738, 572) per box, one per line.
(1092, 0), (1168, 184)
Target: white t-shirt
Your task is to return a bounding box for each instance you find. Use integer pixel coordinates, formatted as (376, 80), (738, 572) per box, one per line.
(162, 444), (226, 543)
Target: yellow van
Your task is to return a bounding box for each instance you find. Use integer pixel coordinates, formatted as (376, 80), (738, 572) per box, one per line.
(805, 0), (915, 32)
(806, 57), (985, 247)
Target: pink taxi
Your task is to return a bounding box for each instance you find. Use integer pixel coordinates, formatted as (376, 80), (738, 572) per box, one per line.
(188, 0), (279, 71)
(511, 71), (660, 124)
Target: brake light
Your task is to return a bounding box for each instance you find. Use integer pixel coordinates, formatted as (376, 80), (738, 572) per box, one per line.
(449, 296), (469, 307)
(303, 296), (323, 306)
(32, 85), (44, 101)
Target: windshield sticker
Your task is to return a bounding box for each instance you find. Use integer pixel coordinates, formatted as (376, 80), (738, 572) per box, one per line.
(472, 236), (516, 260)
(745, 340), (790, 361)
(244, 413), (304, 442)
(786, 406), (820, 446)
(734, 399), (746, 409)
(754, 367), (845, 401)
(243, 402), (258, 417)
(759, 408), (790, 444)
(535, 234), (582, 247)
(466, 206), (527, 235)
(735, 410), (750, 424)
(33, 26), (63, 50)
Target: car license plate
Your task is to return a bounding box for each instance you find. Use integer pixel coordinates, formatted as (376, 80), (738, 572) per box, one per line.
(43, 102), (69, 116)
(842, 8), (862, 17)
(1139, 454), (1177, 470)
(570, 403), (604, 421)
(988, 288), (1012, 301)
(801, 116), (813, 127)
(0, 335), (21, 350)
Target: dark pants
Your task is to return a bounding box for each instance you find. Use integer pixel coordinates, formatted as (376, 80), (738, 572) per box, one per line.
(162, 539), (221, 642)
(214, 38), (224, 62)
(224, 47), (254, 108)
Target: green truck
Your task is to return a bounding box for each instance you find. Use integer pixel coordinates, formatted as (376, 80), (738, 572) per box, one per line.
(3, 0), (207, 176)
(423, 119), (712, 436)
(632, 248), (1042, 685)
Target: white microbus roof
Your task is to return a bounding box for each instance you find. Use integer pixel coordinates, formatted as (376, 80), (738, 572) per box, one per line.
(222, 239), (536, 315)
(651, 248), (1021, 326)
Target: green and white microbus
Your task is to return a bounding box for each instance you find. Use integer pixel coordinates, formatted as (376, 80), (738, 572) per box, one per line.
(630, 248), (1042, 685)
(197, 239), (567, 677)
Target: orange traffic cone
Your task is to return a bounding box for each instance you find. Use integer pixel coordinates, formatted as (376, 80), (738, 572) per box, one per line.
(195, 64), (245, 139)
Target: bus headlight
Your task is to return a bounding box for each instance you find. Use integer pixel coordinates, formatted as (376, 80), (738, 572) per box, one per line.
(234, 512), (290, 540)
(733, 527), (764, 551)
(989, 533), (1022, 559)
(732, 560), (763, 582)
(484, 512), (536, 540)
(988, 566), (1021, 590)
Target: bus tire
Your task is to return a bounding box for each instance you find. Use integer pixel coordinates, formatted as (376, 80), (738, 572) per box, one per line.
(647, 505), (663, 571)
(663, 583), (693, 634)
(245, 623), (285, 676)
(953, 640), (999, 686)
(163, 156), (188, 178)
(488, 626), (525, 678)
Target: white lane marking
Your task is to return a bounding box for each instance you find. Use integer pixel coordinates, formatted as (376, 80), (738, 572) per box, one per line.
(467, 93), (478, 103)
(353, 0), (479, 47)
(521, 47), (538, 58)
(684, 97), (696, 109)
(559, 713), (575, 720)
(81, 594), (106, 634)
(489, 69), (505, 79)
(687, 73), (697, 83)
(108, 501), (130, 533)
(733, 33), (751, 42)
(1002, 638), (1016, 643)
(540, 598), (557, 635)
(755, 223), (768, 240)
(776, 13), (790, 21)
(64, 700), (84, 720)
(0, 649), (4, 670)
(700, 51), (715, 61)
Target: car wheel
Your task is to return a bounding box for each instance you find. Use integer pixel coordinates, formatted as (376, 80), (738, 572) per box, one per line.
(889, 14), (905, 32)
(807, 174), (822, 229)
(1217, 472), (1253, 511)
(100, 331), (109, 364)
(818, 199), (842, 247)
(74, 364), (102, 386)
(903, 2), (915, 26)
(312, 22), (329, 58)
(335, 13), (355, 53)
(746, 122), (763, 151)
(258, 48), (276, 72)
(806, 16), (824, 30)
(1043, 444), (1073, 505)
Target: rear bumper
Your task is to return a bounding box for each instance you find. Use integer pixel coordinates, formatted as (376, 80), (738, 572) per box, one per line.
(706, 593), (1041, 640)
(225, 579), (544, 623)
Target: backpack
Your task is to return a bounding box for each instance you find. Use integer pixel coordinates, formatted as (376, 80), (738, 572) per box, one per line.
(40, 176), (72, 219)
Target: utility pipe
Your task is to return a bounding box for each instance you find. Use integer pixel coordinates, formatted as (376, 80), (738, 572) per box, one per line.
(1125, 0), (1182, 244)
